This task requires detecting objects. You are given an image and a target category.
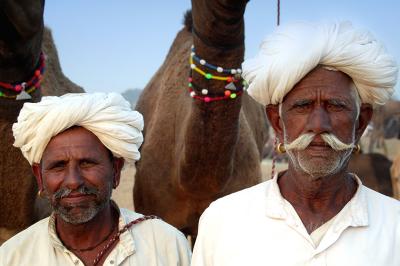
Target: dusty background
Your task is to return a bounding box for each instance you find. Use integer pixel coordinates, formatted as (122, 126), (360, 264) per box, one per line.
(112, 137), (400, 211)
(112, 160), (289, 211)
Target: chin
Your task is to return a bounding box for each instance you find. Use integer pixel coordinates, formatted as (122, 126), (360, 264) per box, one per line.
(54, 200), (106, 225)
(288, 149), (351, 179)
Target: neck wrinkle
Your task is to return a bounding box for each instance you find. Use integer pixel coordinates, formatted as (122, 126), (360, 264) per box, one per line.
(278, 167), (358, 213)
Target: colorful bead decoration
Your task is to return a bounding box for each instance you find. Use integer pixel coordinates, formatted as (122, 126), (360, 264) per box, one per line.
(191, 45), (242, 75)
(0, 52), (45, 99)
(188, 87), (243, 102)
(188, 71), (243, 103)
(189, 56), (239, 82)
(187, 46), (248, 103)
(0, 86), (37, 99)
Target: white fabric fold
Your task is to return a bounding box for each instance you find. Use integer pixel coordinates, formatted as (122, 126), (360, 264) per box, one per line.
(242, 21), (398, 105)
(12, 92), (144, 165)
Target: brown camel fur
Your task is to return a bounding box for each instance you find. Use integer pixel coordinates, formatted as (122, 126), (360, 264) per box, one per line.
(348, 153), (393, 197)
(368, 100), (400, 153)
(134, 0), (269, 237)
(0, 0), (83, 244)
(390, 153), (400, 199)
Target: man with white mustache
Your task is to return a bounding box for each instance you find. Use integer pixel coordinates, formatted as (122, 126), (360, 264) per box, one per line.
(192, 21), (400, 266)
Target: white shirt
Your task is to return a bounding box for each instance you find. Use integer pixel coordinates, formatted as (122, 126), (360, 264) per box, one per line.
(192, 174), (400, 266)
(0, 207), (191, 266)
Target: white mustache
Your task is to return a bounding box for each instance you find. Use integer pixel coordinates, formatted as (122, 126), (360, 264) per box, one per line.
(284, 133), (355, 151)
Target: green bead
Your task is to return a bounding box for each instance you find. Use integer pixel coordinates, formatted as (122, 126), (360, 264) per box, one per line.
(205, 73), (213, 79)
(188, 83), (192, 87)
(230, 93), (237, 99)
(0, 92), (4, 97)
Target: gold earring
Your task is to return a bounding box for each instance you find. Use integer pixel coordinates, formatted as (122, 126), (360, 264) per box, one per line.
(276, 143), (286, 154)
(353, 144), (361, 154)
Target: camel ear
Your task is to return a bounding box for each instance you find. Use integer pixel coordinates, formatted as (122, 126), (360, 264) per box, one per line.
(355, 103), (373, 142)
(266, 104), (283, 142)
(32, 163), (44, 191)
(112, 158), (125, 189)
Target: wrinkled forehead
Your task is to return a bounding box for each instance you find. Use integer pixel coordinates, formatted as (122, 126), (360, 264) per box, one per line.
(282, 67), (357, 103)
(41, 126), (111, 161)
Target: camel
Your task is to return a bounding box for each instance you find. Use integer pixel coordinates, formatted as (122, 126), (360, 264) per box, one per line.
(348, 153), (393, 197)
(368, 100), (400, 154)
(390, 153), (400, 200)
(134, 0), (269, 237)
(0, 0), (83, 244)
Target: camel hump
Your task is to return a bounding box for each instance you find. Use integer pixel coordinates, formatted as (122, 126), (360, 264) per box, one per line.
(183, 10), (192, 32)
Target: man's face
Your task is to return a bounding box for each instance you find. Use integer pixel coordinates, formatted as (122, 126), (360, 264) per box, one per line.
(278, 67), (363, 179)
(35, 127), (119, 224)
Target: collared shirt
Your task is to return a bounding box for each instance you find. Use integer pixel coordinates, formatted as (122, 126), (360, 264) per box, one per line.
(0, 207), (191, 266)
(192, 174), (400, 266)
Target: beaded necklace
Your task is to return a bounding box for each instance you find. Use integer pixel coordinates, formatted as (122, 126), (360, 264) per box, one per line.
(191, 46), (242, 75)
(188, 45), (248, 102)
(0, 52), (45, 100)
(92, 215), (158, 266)
(63, 221), (117, 252)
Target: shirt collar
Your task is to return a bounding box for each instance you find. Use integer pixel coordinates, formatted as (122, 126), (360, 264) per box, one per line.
(265, 172), (369, 227)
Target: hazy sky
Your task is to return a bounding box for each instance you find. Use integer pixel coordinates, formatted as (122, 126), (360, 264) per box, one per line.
(44, 0), (400, 98)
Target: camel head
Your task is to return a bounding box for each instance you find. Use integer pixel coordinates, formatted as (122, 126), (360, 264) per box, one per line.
(0, 0), (45, 82)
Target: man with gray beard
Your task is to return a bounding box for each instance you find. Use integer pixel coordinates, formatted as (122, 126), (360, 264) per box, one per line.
(0, 93), (191, 266)
(192, 21), (400, 266)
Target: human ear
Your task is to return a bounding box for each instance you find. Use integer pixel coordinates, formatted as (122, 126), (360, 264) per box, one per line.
(32, 163), (44, 192)
(355, 103), (373, 142)
(112, 158), (124, 188)
(266, 104), (283, 142)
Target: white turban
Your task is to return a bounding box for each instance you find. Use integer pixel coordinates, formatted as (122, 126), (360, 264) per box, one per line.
(12, 92), (144, 165)
(242, 21), (398, 106)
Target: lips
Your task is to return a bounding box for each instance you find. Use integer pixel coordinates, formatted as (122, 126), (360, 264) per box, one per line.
(60, 193), (95, 205)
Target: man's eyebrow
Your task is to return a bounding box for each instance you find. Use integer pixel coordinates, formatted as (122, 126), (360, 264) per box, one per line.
(43, 159), (67, 169)
(327, 99), (347, 105)
(292, 99), (313, 106)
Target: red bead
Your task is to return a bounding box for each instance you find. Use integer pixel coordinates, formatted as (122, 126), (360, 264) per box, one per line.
(204, 97), (211, 103)
(35, 70), (41, 77)
(14, 85), (22, 92)
(188, 77), (193, 82)
(227, 77), (233, 82)
(224, 90), (231, 96)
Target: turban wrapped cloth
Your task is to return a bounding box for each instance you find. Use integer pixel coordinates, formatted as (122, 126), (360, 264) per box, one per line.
(12, 92), (144, 165)
(242, 21), (398, 106)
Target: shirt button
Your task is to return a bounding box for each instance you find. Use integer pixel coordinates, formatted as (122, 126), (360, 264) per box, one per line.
(74, 260), (79, 264)
(110, 260), (115, 264)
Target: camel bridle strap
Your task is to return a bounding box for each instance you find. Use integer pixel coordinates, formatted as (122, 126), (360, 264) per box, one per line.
(0, 52), (45, 100)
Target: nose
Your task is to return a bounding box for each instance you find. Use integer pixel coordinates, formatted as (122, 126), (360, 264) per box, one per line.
(62, 163), (84, 190)
(305, 106), (332, 135)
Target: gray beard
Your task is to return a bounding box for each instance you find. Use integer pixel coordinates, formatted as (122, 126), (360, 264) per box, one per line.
(54, 199), (108, 225)
(286, 148), (353, 180)
(47, 184), (112, 225)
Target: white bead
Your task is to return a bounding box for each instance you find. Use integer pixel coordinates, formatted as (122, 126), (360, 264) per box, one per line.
(231, 69), (237, 74)
(191, 52), (195, 56)
(200, 59), (206, 65)
(237, 69), (242, 74)
(191, 45), (194, 49)
(191, 64), (196, 69)
(190, 91), (196, 97)
(217, 67), (223, 73)
(201, 89), (208, 95)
